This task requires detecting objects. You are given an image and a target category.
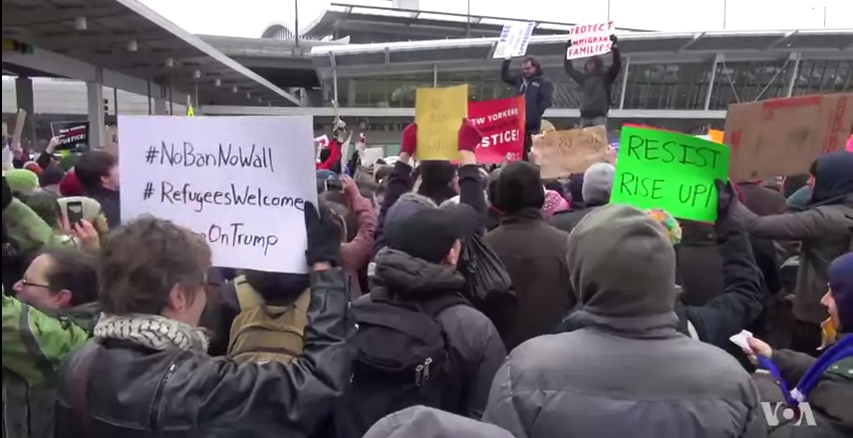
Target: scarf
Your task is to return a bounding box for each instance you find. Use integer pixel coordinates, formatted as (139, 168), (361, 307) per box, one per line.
(94, 313), (209, 353)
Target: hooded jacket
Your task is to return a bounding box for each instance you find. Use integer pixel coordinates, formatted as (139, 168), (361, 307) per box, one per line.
(564, 48), (622, 119)
(363, 406), (514, 438)
(484, 205), (765, 438)
(335, 250), (505, 437)
(733, 151), (853, 324)
(53, 268), (352, 438)
(500, 60), (553, 132)
(485, 162), (572, 350)
(2, 296), (98, 438)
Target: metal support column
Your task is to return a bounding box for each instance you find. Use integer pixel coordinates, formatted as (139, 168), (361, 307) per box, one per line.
(168, 81), (174, 115)
(329, 53), (338, 103)
(347, 79), (356, 107)
(618, 56), (630, 109)
(433, 63), (438, 87)
(704, 54), (722, 110)
(86, 67), (105, 148)
(147, 79), (153, 115)
(785, 52), (801, 97)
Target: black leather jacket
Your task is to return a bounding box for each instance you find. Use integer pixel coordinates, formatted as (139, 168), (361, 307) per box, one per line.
(54, 268), (353, 438)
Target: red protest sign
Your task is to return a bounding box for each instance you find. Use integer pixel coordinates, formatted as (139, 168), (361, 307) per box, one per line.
(468, 96), (526, 163)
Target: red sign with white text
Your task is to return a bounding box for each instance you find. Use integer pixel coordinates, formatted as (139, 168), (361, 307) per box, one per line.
(468, 96), (526, 163)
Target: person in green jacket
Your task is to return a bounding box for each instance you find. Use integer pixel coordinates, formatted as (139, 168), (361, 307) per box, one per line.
(2, 247), (100, 438)
(2, 176), (101, 438)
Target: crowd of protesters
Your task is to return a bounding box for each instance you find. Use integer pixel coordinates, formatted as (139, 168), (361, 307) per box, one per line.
(2, 46), (852, 438)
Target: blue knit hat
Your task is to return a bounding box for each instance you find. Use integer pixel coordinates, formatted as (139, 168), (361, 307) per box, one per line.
(829, 252), (853, 333)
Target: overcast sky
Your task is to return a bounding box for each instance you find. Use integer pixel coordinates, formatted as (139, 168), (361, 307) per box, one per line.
(139, 0), (851, 38)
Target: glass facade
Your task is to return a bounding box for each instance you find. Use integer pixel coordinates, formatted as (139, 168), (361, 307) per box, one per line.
(334, 59), (853, 110)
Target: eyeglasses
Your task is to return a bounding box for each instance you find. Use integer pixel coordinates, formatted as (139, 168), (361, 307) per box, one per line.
(19, 278), (52, 289)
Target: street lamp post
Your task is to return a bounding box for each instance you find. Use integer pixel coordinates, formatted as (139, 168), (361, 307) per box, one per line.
(294, 0), (299, 47)
(466, 0), (471, 38)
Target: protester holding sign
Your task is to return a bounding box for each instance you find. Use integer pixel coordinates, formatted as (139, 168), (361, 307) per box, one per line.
(609, 126), (730, 222)
(53, 208), (353, 438)
(468, 96), (526, 163)
(564, 34), (622, 128)
(500, 56), (553, 160)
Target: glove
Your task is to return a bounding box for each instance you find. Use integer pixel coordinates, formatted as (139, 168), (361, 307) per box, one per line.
(610, 34), (618, 43)
(458, 119), (483, 153)
(715, 179), (735, 218)
(565, 39), (572, 48)
(1, 177), (11, 213)
(401, 123), (417, 156)
(304, 201), (342, 266)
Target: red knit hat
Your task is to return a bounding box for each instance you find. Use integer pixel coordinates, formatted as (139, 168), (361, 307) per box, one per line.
(23, 161), (43, 175)
(59, 170), (85, 197)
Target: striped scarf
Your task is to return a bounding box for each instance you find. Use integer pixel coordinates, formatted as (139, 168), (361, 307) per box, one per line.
(94, 313), (209, 353)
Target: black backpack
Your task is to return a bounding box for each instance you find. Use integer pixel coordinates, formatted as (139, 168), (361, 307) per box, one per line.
(335, 293), (468, 438)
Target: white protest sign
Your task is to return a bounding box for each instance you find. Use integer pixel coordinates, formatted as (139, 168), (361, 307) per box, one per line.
(493, 21), (536, 59)
(361, 146), (385, 166)
(118, 115), (318, 273)
(566, 21), (615, 60)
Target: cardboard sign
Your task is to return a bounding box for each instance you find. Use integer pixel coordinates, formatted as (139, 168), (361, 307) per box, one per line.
(533, 125), (609, 179)
(610, 126), (730, 222)
(493, 21), (536, 59)
(415, 85), (468, 161)
(361, 147), (385, 167)
(105, 125), (118, 156)
(11, 109), (26, 150)
(51, 121), (90, 151)
(724, 94), (853, 180)
(566, 21), (615, 60)
(118, 115), (318, 273)
(468, 96), (526, 163)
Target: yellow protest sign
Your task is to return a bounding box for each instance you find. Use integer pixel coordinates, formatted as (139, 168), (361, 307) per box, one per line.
(415, 84), (468, 161)
(533, 125), (609, 179)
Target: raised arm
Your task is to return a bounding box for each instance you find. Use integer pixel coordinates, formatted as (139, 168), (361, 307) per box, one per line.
(501, 59), (521, 87)
(606, 36), (622, 84)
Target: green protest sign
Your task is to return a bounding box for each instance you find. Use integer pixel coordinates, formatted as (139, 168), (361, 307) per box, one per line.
(610, 126), (730, 222)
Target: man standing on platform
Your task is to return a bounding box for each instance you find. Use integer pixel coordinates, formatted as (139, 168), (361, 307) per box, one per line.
(564, 35), (622, 128)
(501, 56), (553, 161)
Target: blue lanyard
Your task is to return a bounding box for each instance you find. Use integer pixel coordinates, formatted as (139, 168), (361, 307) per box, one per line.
(756, 355), (798, 406)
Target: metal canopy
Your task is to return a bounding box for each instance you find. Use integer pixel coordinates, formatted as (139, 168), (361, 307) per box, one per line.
(310, 28), (853, 75)
(2, 0), (301, 107)
(287, 2), (651, 43)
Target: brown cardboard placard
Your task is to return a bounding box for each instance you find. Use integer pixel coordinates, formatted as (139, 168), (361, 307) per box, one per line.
(11, 108), (27, 150)
(724, 93), (853, 180)
(533, 125), (609, 179)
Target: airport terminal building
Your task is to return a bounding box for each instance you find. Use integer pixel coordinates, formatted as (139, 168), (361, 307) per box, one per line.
(3, 2), (852, 143)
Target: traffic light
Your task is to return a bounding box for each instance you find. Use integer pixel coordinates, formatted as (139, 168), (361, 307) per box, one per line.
(1, 39), (34, 54)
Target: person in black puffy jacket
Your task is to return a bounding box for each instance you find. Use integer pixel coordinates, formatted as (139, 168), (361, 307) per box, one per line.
(54, 205), (352, 438)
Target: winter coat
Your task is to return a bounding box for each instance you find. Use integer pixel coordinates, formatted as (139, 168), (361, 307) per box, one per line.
(500, 60), (553, 132)
(53, 268), (353, 438)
